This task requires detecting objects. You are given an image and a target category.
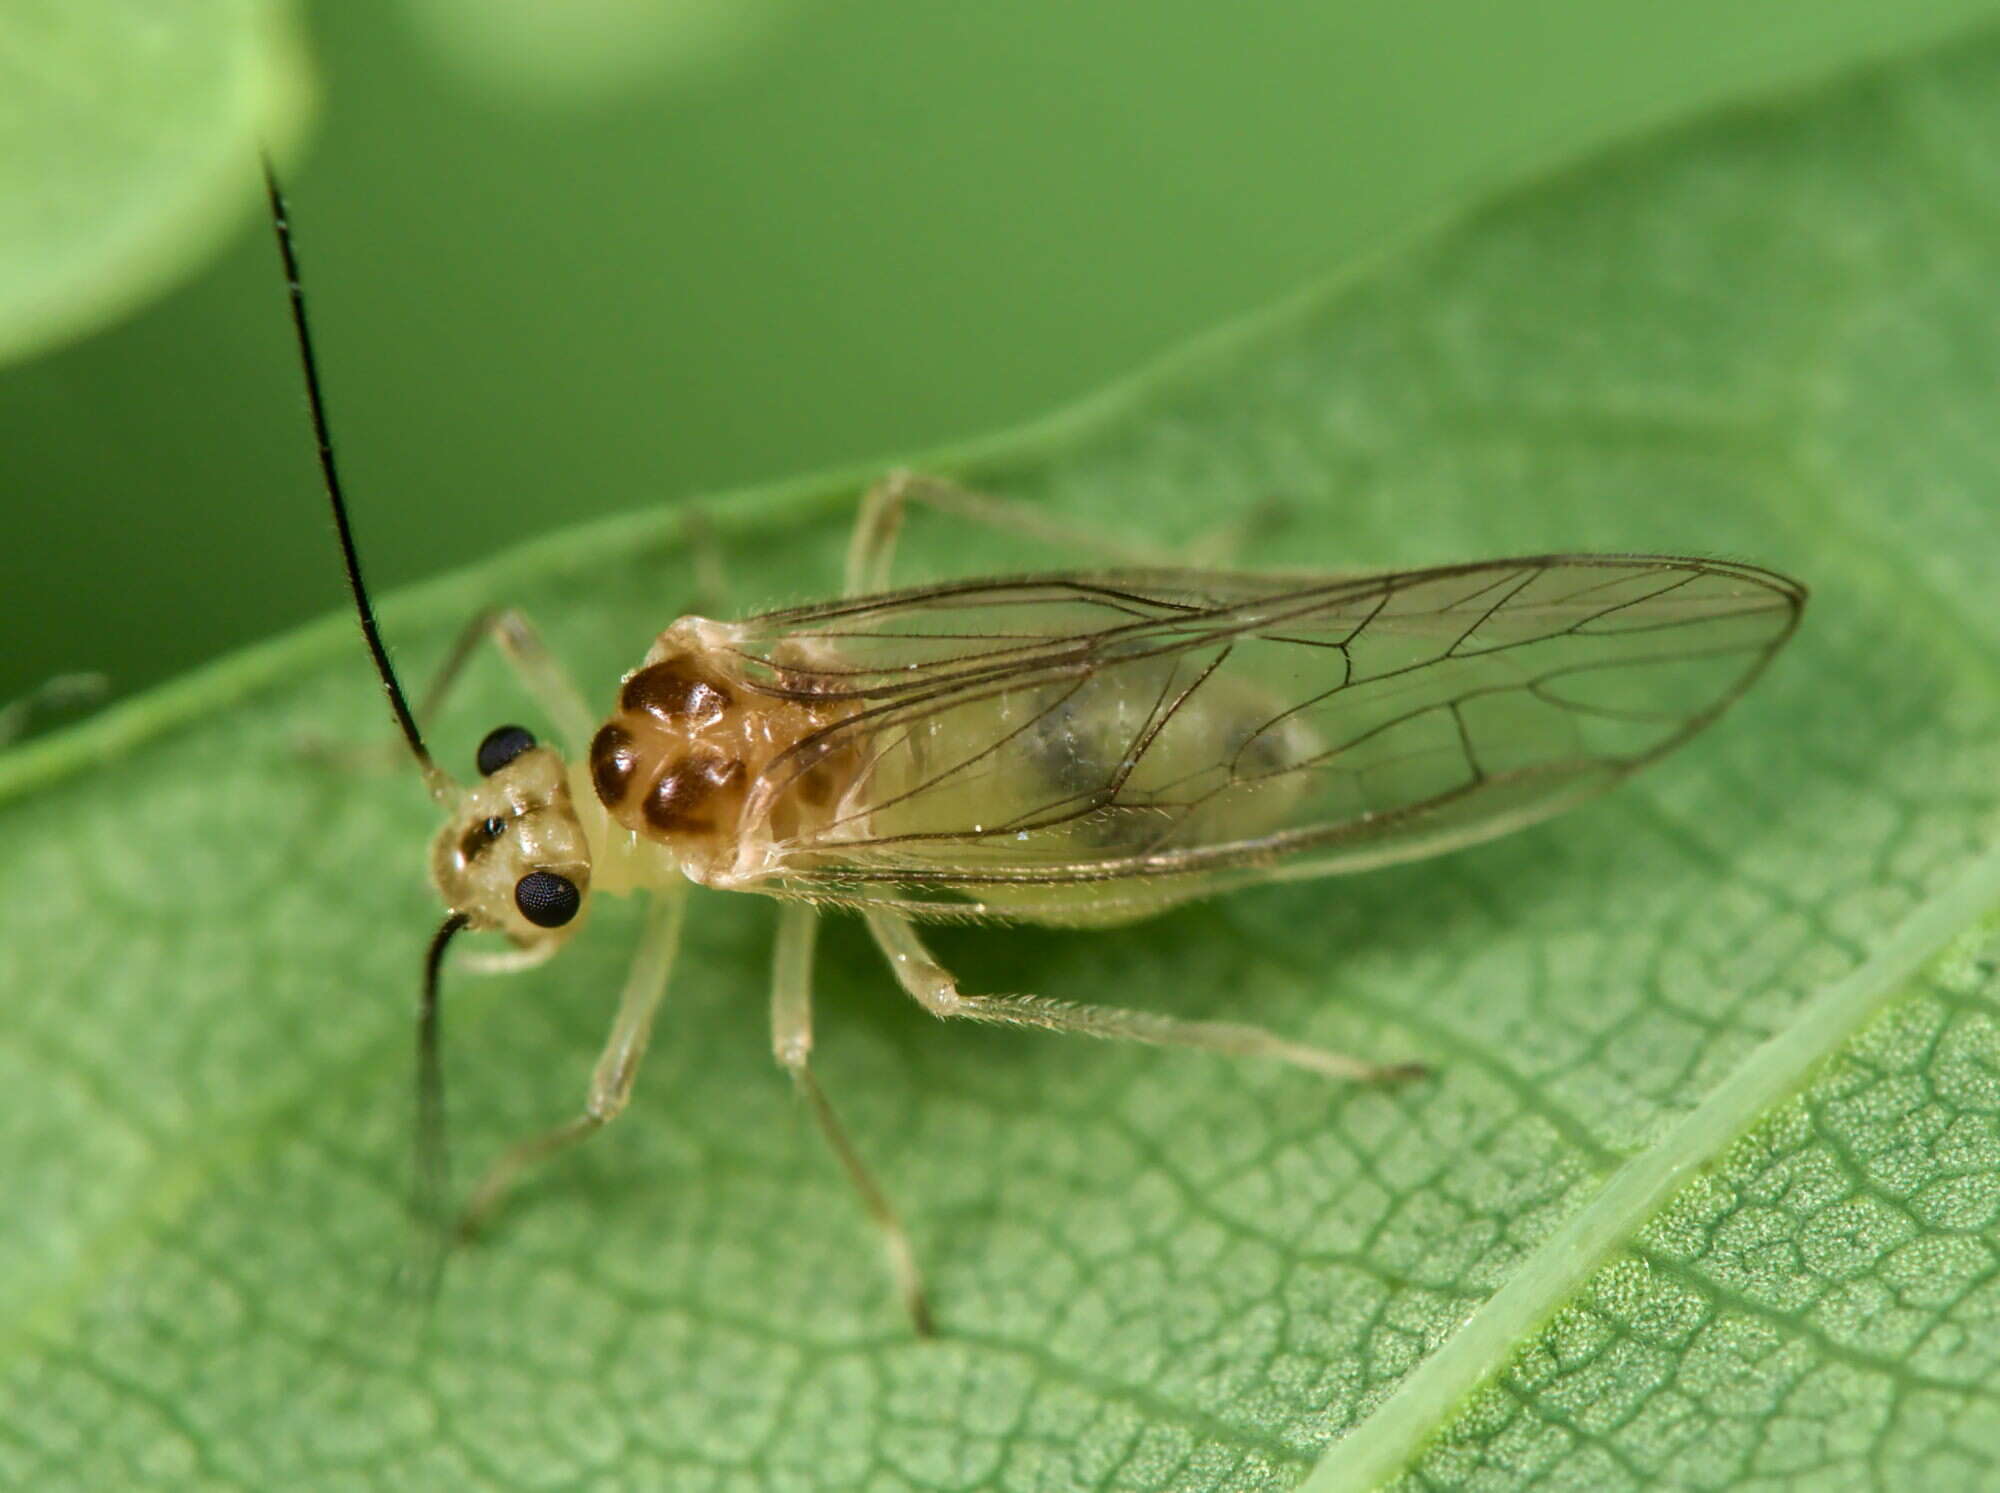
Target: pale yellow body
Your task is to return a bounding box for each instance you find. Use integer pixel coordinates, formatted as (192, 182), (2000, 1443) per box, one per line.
(406, 475), (1802, 1337)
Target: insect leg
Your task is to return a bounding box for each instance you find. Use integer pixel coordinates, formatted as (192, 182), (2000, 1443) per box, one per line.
(862, 908), (1427, 1083)
(307, 607), (597, 771)
(771, 902), (934, 1336)
(678, 505), (733, 617)
(845, 469), (1185, 594)
(0, 671), (107, 747)
(456, 938), (562, 978)
(457, 883), (688, 1240)
(415, 607), (598, 754)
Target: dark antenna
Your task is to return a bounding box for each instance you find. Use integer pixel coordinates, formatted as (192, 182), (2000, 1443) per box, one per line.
(262, 160), (451, 802)
(265, 160), (465, 1300)
(411, 909), (470, 1293)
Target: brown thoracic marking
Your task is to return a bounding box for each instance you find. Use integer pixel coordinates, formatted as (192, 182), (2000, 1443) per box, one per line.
(620, 660), (732, 727)
(642, 753), (747, 834)
(587, 627), (858, 881)
(590, 722), (639, 805)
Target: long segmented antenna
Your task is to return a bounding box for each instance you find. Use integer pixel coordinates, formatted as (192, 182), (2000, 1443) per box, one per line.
(266, 160), (466, 1300)
(263, 161), (452, 804)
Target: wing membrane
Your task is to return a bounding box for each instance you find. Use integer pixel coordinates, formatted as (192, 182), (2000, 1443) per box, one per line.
(715, 557), (1803, 916)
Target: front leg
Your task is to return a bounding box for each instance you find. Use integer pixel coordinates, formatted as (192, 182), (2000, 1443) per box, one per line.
(844, 469), (1187, 596)
(456, 884), (689, 1240)
(306, 606), (597, 779)
(419, 607), (599, 756)
(0, 672), (105, 747)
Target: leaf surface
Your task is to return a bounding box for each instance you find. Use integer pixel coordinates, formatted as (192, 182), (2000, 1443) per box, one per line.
(4, 24), (2000, 1493)
(0, 0), (309, 364)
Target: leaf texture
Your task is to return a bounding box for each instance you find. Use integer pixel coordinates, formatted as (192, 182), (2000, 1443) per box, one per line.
(4, 22), (2000, 1493)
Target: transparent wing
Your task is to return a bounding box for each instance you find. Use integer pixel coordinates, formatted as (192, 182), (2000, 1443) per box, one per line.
(714, 557), (1803, 915)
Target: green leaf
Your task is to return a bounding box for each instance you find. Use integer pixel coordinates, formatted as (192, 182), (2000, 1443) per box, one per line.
(0, 0), (311, 365)
(5, 21), (2000, 1493)
(401, 0), (795, 102)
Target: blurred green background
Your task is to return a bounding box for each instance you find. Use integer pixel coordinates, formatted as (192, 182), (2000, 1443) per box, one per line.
(4, 0), (1994, 719)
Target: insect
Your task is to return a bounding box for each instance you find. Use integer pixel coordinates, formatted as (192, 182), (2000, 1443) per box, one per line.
(264, 170), (1805, 1335)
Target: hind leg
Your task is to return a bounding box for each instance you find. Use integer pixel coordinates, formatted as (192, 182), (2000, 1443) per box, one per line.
(862, 908), (1426, 1082)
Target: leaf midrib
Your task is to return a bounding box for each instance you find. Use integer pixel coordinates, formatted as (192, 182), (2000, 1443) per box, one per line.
(1305, 837), (2000, 1490)
(1297, 153), (2000, 1479)
(8, 23), (2000, 1490)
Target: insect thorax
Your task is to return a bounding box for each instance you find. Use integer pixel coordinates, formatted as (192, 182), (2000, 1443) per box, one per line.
(587, 623), (846, 883)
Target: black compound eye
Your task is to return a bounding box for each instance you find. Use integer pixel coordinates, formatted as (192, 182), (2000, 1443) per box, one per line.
(476, 724), (537, 776)
(514, 870), (581, 928)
